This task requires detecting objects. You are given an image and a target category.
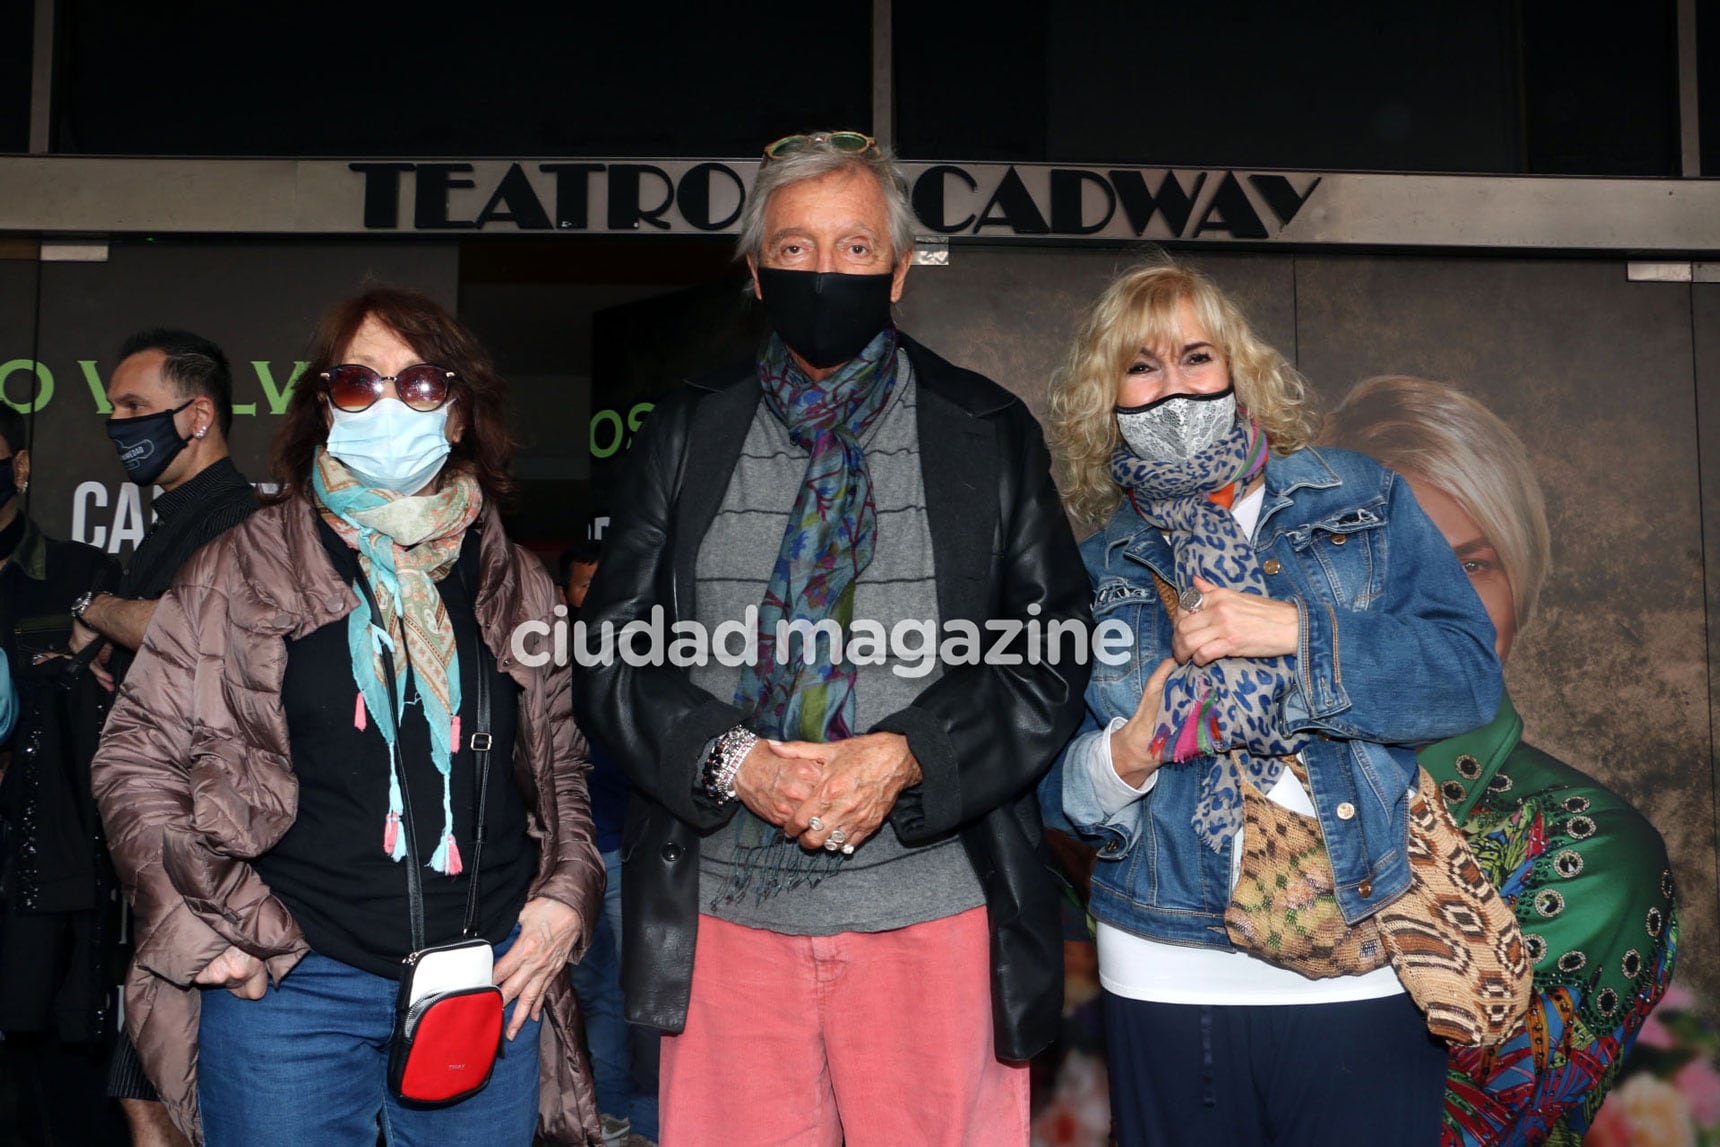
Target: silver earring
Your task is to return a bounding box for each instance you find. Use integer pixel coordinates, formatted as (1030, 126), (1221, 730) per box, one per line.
(18, 481), (26, 493)
(195, 427), (207, 439)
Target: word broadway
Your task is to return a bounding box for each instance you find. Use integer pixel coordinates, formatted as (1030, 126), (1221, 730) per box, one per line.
(511, 605), (1133, 676)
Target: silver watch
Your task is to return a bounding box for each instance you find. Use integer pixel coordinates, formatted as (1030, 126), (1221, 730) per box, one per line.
(69, 590), (96, 623)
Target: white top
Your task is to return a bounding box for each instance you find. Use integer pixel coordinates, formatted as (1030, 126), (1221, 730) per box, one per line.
(1087, 482), (1405, 1005)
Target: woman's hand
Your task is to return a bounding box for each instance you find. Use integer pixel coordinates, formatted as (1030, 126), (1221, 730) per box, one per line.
(493, 896), (583, 1040)
(193, 945), (268, 1000)
(1172, 575), (1299, 666)
(1110, 657), (1177, 788)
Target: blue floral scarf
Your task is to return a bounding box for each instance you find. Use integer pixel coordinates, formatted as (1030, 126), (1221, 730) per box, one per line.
(720, 327), (899, 903)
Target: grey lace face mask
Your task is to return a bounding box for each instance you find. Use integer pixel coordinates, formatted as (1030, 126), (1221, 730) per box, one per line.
(1116, 387), (1237, 462)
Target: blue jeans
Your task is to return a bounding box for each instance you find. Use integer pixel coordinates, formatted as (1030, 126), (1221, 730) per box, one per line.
(198, 931), (540, 1147)
(570, 848), (658, 1140)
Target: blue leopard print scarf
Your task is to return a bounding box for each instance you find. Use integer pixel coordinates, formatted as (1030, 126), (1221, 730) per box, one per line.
(1110, 418), (1310, 851)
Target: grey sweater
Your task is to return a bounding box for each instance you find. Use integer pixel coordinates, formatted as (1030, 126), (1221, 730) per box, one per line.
(689, 355), (985, 935)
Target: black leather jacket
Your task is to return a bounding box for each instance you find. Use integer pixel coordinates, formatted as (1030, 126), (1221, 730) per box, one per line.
(573, 333), (1090, 1060)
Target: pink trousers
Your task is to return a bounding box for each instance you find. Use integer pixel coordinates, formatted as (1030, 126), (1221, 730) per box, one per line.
(658, 907), (1029, 1147)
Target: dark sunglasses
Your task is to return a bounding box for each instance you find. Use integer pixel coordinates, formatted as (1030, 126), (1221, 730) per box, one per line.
(320, 363), (455, 413)
(762, 131), (878, 163)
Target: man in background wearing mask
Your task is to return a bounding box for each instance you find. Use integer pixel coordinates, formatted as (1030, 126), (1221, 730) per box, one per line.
(70, 330), (257, 691)
(69, 328), (258, 1147)
(574, 133), (1090, 1145)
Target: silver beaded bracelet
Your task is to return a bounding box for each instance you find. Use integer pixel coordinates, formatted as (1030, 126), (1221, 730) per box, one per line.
(703, 727), (758, 804)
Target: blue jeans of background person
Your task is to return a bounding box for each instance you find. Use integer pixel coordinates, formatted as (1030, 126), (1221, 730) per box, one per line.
(570, 848), (658, 1140)
(198, 929), (540, 1147)
(1102, 991), (1446, 1147)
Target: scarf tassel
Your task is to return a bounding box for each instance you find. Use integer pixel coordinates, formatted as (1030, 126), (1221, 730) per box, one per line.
(430, 833), (463, 876)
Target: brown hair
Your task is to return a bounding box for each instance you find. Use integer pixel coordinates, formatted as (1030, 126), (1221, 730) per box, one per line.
(270, 287), (516, 504)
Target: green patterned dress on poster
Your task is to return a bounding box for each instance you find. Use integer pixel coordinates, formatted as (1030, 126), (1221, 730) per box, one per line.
(1419, 696), (1679, 1146)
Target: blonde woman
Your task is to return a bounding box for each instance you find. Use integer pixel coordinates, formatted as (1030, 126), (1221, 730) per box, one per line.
(1038, 262), (1502, 1147)
(1321, 376), (1678, 1146)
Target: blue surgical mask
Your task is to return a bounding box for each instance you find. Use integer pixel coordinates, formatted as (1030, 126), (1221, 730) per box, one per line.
(325, 398), (452, 494)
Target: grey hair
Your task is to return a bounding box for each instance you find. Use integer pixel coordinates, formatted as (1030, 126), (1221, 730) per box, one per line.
(1319, 375), (1551, 630)
(736, 135), (918, 264)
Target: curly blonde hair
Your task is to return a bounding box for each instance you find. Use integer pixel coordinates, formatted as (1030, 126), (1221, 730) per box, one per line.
(1047, 259), (1318, 531)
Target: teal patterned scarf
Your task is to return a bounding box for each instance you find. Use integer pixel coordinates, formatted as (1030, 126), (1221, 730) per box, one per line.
(720, 326), (899, 903)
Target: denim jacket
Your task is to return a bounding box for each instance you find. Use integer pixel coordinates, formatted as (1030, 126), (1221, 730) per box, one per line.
(1040, 446), (1502, 949)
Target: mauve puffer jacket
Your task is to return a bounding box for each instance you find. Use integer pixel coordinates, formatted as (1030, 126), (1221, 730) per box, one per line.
(92, 495), (604, 1145)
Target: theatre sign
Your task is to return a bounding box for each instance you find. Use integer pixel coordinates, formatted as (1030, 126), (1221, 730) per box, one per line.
(3, 156), (1720, 250)
(344, 161), (1319, 242)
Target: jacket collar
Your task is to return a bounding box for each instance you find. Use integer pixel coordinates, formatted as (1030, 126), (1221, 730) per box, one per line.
(229, 491), (524, 668)
(685, 330), (1016, 418)
(674, 329), (1017, 623)
(1257, 447), (1342, 536)
(7, 517), (50, 582)
(1095, 446), (1346, 575)
(1416, 693), (1522, 822)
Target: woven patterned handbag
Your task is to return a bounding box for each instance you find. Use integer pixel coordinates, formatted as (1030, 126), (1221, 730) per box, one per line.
(1223, 761), (1531, 1046)
(1223, 768), (1389, 977)
(1372, 766), (1532, 1046)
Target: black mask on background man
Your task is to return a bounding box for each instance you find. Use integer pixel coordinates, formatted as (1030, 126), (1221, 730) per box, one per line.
(757, 268), (894, 369)
(105, 400), (193, 487)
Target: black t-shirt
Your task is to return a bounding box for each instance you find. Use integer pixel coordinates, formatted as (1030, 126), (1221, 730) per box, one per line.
(253, 521), (534, 979)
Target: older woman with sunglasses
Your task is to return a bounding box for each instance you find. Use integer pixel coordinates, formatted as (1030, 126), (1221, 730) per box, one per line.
(92, 287), (604, 1146)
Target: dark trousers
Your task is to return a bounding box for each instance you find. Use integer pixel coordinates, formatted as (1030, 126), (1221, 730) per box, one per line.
(1103, 991), (1447, 1147)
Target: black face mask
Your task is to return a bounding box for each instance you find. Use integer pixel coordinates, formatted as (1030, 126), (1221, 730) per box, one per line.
(0, 462), (16, 510)
(106, 400), (193, 487)
(756, 267), (895, 369)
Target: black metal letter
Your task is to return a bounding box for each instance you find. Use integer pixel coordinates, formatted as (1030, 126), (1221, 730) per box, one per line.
(413, 164), (478, 230)
(911, 165), (978, 234)
(1049, 169), (1117, 235)
(973, 167), (1050, 234)
(473, 164), (552, 230)
(1193, 172), (1269, 239)
(607, 165), (675, 231)
(1108, 170), (1206, 237)
(350, 163), (416, 230)
(676, 163), (747, 231)
(1248, 174), (1323, 228)
(540, 163), (605, 230)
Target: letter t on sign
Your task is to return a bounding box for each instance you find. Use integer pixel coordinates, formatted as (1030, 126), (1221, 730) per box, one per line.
(350, 164), (417, 229)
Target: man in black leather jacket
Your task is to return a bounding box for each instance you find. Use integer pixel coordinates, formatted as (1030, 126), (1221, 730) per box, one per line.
(573, 132), (1089, 1144)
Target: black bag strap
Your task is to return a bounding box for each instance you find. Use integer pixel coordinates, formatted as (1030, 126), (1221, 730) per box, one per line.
(347, 541), (495, 956)
(460, 638), (494, 939)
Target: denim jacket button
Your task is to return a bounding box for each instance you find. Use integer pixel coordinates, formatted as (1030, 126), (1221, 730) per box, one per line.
(1357, 880), (1373, 898)
(1262, 558), (1281, 575)
(1101, 841), (1120, 855)
(1335, 801), (1356, 821)
(1330, 533), (1348, 546)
